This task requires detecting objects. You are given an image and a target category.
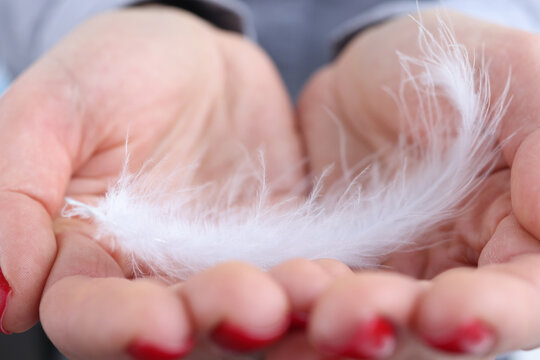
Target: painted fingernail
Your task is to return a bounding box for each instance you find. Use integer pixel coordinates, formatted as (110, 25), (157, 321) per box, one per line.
(0, 268), (12, 335)
(211, 321), (287, 352)
(424, 320), (496, 355)
(289, 311), (309, 330)
(326, 317), (396, 359)
(127, 338), (194, 360)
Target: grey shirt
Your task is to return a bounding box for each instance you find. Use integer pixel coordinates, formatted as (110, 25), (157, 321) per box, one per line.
(2, 0), (540, 96)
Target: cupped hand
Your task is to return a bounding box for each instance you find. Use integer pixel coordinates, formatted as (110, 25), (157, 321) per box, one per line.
(281, 9), (540, 359)
(6, 5), (540, 360)
(0, 5), (306, 358)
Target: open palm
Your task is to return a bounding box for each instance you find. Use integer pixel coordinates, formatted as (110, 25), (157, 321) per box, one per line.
(0, 5), (306, 359)
(278, 9), (540, 359)
(4, 6), (540, 360)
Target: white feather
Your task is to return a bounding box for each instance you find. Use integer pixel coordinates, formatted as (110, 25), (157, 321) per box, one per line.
(64, 15), (510, 281)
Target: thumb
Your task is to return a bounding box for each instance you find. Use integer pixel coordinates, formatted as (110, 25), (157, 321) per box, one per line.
(0, 60), (83, 333)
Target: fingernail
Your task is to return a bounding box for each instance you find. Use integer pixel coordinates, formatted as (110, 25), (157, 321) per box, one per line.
(127, 338), (194, 360)
(424, 320), (496, 355)
(326, 317), (396, 359)
(289, 311), (309, 330)
(211, 321), (287, 352)
(0, 268), (12, 335)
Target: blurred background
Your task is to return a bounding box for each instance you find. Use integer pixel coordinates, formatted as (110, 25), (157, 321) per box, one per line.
(0, 66), (9, 94)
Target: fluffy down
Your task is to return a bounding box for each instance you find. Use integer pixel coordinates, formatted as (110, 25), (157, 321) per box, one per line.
(65, 15), (510, 281)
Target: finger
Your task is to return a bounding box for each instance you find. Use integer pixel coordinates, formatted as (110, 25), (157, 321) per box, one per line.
(313, 258), (353, 277)
(40, 222), (193, 360)
(269, 258), (351, 329)
(42, 277), (194, 360)
(309, 272), (424, 359)
(178, 262), (290, 353)
(0, 69), (83, 332)
(414, 254), (540, 356)
(0, 193), (57, 334)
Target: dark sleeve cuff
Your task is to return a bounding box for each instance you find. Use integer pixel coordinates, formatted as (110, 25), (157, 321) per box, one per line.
(331, 0), (437, 56)
(137, 0), (255, 38)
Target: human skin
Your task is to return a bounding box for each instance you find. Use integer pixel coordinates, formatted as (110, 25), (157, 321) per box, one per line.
(2, 5), (540, 360)
(0, 5), (305, 359)
(270, 9), (540, 360)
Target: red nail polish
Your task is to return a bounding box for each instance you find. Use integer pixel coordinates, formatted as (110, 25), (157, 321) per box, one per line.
(424, 320), (495, 355)
(289, 311), (309, 330)
(211, 321), (287, 352)
(127, 339), (194, 360)
(328, 317), (396, 359)
(0, 268), (12, 335)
